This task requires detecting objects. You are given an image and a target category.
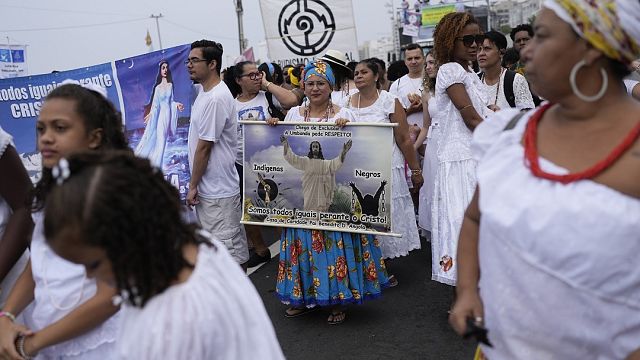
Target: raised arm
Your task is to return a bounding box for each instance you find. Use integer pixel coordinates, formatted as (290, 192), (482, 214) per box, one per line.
(340, 140), (353, 162)
(262, 73), (300, 108)
(373, 180), (387, 203)
(349, 182), (364, 206)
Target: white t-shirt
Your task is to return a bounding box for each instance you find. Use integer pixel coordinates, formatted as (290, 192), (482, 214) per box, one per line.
(188, 82), (239, 199)
(389, 74), (424, 127)
(235, 91), (271, 165)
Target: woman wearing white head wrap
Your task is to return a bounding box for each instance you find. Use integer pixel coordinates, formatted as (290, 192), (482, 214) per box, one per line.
(448, 1), (640, 359)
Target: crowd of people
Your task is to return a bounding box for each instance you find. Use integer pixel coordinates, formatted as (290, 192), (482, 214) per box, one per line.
(0, 0), (639, 358)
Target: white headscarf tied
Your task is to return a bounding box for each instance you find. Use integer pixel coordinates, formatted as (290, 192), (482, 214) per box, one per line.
(60, 79), (108, 99)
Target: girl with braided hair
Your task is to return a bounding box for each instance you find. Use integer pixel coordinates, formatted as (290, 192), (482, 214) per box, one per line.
(43, 151), (284, 359)
(0, 83), (126, 359)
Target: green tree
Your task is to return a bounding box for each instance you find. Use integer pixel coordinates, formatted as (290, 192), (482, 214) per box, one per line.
(500, 25), (512, 36)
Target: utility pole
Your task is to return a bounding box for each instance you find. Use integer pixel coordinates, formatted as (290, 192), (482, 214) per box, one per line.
(234, 0), (246, 53)
(150, 13), (164, 50)
(486, 0), (492, 30)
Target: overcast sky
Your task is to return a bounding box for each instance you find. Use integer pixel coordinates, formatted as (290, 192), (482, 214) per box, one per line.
(0, 0), (399, 75)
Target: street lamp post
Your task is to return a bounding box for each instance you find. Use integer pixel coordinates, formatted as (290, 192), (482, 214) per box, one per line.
(235, 0), (246, 53)
(150, 13), (164, 50)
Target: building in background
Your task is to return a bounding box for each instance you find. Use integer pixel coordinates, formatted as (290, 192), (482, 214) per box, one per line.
(491, 0), (541, 30)
(359, 36), (395, 63)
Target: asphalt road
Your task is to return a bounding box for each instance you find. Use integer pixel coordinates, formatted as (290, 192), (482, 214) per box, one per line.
(249, 232), (477, 360)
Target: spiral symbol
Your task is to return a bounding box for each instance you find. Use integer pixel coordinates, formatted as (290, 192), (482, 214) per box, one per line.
(296, 16), (313, 34)
(278, 0), (336, 56)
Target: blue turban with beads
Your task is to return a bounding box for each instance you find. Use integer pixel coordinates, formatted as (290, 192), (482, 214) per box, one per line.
(303, 61), (335, 87)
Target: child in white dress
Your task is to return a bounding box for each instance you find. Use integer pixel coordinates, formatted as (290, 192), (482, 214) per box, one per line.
(44, 151), (285, 360)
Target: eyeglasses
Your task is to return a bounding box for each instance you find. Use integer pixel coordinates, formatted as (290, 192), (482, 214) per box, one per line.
(239, 72), (262, 80)
(455, 34), (486, 48)
(184, 57), (208, 66)
(304, 81), (328, 89)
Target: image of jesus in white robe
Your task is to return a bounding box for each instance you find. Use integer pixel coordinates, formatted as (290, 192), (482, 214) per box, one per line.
(281, 136), (352, 212)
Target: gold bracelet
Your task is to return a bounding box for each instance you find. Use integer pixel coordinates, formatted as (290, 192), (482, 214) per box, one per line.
(457, 104), (473, 111)
(265, 82), (272, 91)
(410, 169), (422, 176)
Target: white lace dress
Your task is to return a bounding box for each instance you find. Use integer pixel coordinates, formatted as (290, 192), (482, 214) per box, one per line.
(418, 94), (441, 232)
(28, 213), (120, 359)
(342, 90), (421, 258)
(431, 62), (488, 285)
(116, 237), (284, 360)
(473, 108), (640, 359)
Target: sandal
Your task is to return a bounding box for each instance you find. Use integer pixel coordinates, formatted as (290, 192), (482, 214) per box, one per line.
(284, 306), (318, 318)
(387, 275), (399, 288)
(327, 310), (346, 325)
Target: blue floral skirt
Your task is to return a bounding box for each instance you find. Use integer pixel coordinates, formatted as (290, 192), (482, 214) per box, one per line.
(276, 229), (390, 307)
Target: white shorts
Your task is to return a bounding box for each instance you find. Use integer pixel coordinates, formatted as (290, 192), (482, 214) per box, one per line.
(196, 194), (249, 264)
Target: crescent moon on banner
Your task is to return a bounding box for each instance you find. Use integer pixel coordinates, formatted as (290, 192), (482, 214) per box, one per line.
(128, 59), (135, 69)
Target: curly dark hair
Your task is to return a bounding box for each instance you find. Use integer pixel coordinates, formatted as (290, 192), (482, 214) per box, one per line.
(509, 24), (534, 41)
(44, 151), (211, 307)
(433, 12), (478, 66)
(31, 83), (130, 211)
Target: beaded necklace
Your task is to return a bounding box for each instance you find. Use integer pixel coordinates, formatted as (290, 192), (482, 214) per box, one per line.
(303, 99), (334, 122)
(482, 68), (505, 106)
(523, 103), (640, 184)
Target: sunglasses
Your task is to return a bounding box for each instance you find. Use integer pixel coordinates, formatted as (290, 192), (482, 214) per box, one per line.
(456, 34), (486, 47)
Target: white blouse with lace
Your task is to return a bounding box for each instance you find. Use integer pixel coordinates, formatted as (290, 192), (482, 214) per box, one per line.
(480, 69), (535, 110)
(472, 108), (640, 359)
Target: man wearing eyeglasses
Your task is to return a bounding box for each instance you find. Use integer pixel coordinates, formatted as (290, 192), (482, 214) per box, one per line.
(186, 39), (249, 269)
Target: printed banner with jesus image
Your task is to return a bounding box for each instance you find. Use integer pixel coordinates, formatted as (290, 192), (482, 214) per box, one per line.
(241, 121), (396, 236)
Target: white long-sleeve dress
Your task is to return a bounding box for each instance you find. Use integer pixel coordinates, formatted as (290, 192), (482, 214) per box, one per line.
(135, 83), (179, 168)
